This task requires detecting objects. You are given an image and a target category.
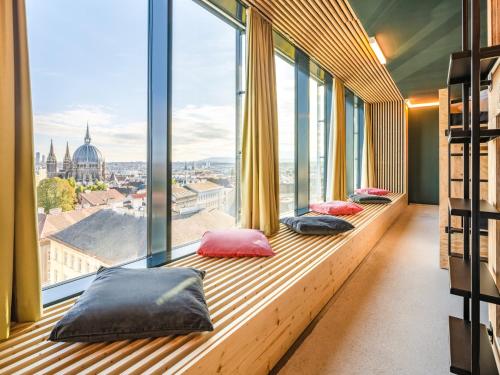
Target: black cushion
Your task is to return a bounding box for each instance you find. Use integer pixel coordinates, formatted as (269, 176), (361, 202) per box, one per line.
(49, 267), (213, 342)
(280, 215), (354, 235)
(349, 193), (392, 204)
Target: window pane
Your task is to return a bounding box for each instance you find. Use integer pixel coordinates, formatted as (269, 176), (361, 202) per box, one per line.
(171, 0), (240, 250)
(27, 0), (148, 287)
(309, 77), (326, 203)
(275, 54), (296, 215)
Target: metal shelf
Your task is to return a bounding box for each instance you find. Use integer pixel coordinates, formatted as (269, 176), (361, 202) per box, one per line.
(447, 46), (500, 85)
(446, 128), (500, 144)
(449, 257), (500, 304)
(449, 316), (498, 375)
(445, 226), (488, 236)
(448, 198), (500, 220)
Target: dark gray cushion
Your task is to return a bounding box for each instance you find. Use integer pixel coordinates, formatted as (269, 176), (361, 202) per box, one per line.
(49, 267), (213, 342)
(349, 193), (392, 204)
(280, 215), (354, 235)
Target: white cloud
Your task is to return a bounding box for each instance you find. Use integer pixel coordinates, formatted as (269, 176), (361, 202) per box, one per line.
(34, 100), (296, 164)
(34, 105), (147, 162)
(172, 104), (236, 162)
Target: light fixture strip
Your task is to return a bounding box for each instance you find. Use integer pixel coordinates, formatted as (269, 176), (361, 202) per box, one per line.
(406, 100), (440, 109)
(369, 37), (386, 65)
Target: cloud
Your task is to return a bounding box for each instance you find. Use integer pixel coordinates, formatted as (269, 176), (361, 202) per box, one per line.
(34, 100), (296, 164)
(34, 105), (147, 162)
(172, 104), (236, 161)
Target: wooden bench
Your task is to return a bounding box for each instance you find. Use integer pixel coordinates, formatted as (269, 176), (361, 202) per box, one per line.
(0, 193), (406, 375)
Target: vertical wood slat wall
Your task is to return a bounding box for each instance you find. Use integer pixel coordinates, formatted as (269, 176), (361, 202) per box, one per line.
(371, 101), (406, 193)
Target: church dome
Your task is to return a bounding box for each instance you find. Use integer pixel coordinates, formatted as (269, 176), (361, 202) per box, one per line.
(73, 143), (103, 164)
(72, 124), (104, 165)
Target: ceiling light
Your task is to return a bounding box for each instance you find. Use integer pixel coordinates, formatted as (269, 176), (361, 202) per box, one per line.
(406, 100), (440, 109)
(369, 37), (386, 65)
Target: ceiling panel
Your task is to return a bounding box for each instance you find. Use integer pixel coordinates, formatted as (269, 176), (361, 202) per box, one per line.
(348, 0), (487, 102)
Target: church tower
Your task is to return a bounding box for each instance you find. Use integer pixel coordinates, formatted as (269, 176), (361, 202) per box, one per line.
(63, 142), (72, 174)
(46, 139), (58, 178)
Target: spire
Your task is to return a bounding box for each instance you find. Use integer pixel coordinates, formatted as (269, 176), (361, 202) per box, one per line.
(64, 142), (71, 159)
(48, 139), (55, 157)
(84, 122), (91, 144)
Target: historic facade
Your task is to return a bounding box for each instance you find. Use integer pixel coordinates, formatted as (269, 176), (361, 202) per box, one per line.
(46, 124), (106, 184)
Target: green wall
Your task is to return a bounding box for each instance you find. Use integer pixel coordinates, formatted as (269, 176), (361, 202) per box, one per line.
(408, 107), (439, 205)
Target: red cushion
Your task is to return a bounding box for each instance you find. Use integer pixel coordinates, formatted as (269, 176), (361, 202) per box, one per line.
(310, 201), (364, 215)
(197, 229), (275, 258)
(355, 188), (390, 196)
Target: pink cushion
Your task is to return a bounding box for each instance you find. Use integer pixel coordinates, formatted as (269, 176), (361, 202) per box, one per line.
(197, 229), (275, 258)
(310, 201), (364, 216)
(355, 188), (390, 196)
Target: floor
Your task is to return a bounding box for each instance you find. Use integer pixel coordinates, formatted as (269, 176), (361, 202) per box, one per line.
(276, 204), (484, 375)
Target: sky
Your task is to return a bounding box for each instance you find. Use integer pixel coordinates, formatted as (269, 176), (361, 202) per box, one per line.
(26, 0), (296, 163)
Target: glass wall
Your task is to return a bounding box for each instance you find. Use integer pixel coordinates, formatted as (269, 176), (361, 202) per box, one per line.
(275, 53), (296, 216)
(309, 69), (326, 204)
(26, 0), (344, 301)
(27, 0), (148, 287)
(171, 0), (243, 250)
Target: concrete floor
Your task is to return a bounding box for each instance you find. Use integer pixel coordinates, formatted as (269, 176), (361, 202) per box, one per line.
(276, 204), (483, 375)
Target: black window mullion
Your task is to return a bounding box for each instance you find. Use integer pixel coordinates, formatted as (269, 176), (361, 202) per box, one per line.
(148, 0), (171, 267)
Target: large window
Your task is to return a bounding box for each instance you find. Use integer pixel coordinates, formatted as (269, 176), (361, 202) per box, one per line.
(309, 67), (326, 204)
(171, 0), (243, 250)
(27, 0), (148, 287)
(275, 53), (296, 215)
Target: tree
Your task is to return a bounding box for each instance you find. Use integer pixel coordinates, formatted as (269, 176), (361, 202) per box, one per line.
(74, 181), (108, 194)
(94, 181), (107, 191)
(37, 177), (76, 213)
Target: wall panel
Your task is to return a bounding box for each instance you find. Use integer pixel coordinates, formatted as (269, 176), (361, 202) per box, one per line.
(371, 101), (406, 193)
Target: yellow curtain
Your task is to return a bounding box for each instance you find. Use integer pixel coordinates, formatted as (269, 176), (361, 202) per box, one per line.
(361, 102), (376, 187)
(241, 7), (280, 235)
(0, 0), (42, 340)
(331, 78), (347, 200)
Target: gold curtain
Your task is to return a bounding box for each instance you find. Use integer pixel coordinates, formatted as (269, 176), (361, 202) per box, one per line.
(361, 102), (376, 187)
(241, 7), (280, 235)
(0, 0), (42, 340)
(331, 78), (347, 200)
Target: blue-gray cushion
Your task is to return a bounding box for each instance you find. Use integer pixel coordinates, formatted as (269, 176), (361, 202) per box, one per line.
(49, 267), (213, 342)
(349, 193), (392, 204)
(280, 215), (354, 235)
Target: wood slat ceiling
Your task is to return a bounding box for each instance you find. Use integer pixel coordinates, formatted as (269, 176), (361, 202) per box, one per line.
(244, 0), (403, 103)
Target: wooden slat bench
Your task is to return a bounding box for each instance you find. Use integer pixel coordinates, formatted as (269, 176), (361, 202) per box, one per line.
(0, 193), (406, 375)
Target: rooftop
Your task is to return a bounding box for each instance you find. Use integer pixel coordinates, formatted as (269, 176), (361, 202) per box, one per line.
(79, 189), (125, 206)
(50, 209), (147, 264)
(186, 181), (224, 193)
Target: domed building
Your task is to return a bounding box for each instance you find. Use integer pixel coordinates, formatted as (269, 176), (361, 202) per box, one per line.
(46, 124), (106, 184)
(71, 125), (106, 184)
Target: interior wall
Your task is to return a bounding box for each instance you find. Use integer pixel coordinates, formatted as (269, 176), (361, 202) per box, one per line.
(407, 107), (439, 204)
(371, 101), (406, 193)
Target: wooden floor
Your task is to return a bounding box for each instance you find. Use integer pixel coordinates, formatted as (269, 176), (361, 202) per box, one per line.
(0, 194), (405, 375)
